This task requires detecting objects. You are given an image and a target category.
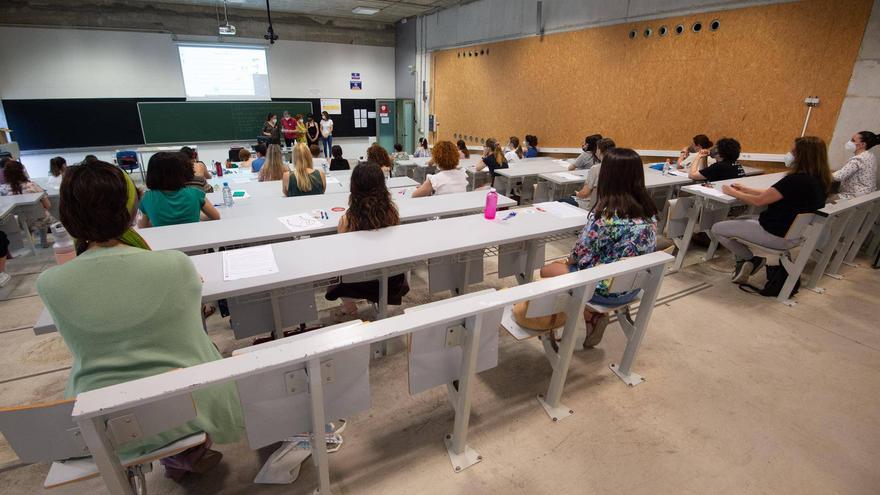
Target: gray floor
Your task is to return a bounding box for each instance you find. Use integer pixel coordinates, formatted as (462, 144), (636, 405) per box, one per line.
(1, 238), (878, 494)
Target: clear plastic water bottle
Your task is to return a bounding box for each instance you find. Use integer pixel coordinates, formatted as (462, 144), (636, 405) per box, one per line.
(50, 222), (76, 265)
(662, 160), (670, 175)
(484, 188), (498, 220)
(222, 182), (234, 207)
(322, 161), (328, 175)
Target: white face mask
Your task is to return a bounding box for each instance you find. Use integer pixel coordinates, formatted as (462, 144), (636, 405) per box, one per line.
(783, 152), (795, 167)
(845, 140), (857, 153)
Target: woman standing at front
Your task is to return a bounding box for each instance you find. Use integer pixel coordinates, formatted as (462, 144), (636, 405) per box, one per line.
(36, 161), (242, 479)
(306, 114), (320, 149)
(261, 113), (280, 145)
(320, 111), (334, 158)
(281, 111), (298, 148)
(834, 131), (878, 199)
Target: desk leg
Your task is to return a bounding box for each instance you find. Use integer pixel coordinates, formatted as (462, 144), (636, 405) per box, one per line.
(777, 220), (826, 306)
(703, 204), (730, 261)
(445, 314), (484, 472)
(307, 358), (334, 495)
(805, 213), (850, 291)
(456, 257), (471, 296)
(827, 209), (866, 277)
(610, 265), (666, 386)
(845, 205), (880, 264)
(537, 285), (590, 421)
(78, 417), (135, 495)
(671, 197), (703, 272)
(372, 272), (390, 358)
(516, 240), (539, 285)
(656, 186), (675, 235)
(270, 289), (284, 340)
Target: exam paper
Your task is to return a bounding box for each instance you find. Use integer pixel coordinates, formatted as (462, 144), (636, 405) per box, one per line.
(326, 177), (341, 185)
(534, 201), (587, 219)
(222, 245), (279, 281)
(693, 185), (731, 199)
(278, 213), (324, 232)
(553, 172), (584, 181)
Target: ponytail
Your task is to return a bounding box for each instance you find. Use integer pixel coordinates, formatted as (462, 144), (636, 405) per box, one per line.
(858, 131), (879, 150)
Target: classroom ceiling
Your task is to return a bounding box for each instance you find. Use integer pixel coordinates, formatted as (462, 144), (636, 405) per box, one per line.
(137, 0), (462, 23)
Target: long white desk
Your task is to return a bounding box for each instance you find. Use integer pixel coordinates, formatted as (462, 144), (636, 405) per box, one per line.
(35, 204), (588, 336)
(670, 172), (787, 271)
(138, 191), (516, 252)
(208, 173), (418, 201)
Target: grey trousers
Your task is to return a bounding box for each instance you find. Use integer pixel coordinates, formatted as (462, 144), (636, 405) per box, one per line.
(711, 216), (794, 261)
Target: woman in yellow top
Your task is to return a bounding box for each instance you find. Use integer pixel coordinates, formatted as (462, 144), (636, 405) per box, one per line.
(295, 113), (308, 144)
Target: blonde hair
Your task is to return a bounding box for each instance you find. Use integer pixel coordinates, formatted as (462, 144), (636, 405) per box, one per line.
(293, 142), (315, 192)
(259, 144), (286, 181)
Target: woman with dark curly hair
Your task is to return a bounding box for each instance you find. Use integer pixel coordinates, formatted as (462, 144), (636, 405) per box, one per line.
(325, 163), (408, 316)
(366, 143), (394, 176)
(412, 140), (467, 197)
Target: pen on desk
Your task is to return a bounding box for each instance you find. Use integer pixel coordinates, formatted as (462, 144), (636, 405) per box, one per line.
(501, 212), (517, 221)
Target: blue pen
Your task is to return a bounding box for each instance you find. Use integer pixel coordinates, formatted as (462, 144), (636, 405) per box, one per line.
(501, 212), (517, 221)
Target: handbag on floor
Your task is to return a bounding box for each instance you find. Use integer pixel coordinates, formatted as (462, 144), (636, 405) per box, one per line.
(739, 264), (800, 298)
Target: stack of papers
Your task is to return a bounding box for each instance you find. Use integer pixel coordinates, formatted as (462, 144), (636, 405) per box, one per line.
(222, 245), (279, 281)
(553, 172), (584, 181)
(278, 213), (324, 232)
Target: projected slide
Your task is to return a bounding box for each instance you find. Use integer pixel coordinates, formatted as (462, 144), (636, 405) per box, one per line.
(178, 45), (270, 100)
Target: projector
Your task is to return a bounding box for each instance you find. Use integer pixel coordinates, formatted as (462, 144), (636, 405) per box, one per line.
(219, 24), (236, 36)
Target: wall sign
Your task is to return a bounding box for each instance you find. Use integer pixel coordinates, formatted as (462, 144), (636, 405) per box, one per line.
(320, 98), (342, 114)
(350, 81), (362, 90)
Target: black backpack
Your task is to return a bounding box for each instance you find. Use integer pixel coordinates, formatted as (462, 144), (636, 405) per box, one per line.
(739, 264), (800, 298)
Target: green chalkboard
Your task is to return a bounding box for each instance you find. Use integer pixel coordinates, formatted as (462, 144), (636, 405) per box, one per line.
(138, 101), (313, 143)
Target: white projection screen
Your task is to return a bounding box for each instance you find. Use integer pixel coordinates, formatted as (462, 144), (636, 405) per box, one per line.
(177, 44), (270, 101)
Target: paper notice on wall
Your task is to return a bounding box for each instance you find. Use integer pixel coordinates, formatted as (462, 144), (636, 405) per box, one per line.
(381, 117), (390, 124)
(320, 98), (342, 114)
(367, 112), (376, 119)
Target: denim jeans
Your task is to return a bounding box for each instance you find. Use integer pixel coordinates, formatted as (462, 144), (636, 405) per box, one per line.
(321, 135), (333, 158)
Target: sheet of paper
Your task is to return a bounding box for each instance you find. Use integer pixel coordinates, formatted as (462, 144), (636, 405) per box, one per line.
(554, 160), (570, 168)
(694, 185), (731, 199)
(533, 201), (587, 219)
(278, 213), (324, 232)
(667, 169), (690, 177)
(553, 172), (584, 181)
(326, 177), (341, 185)
(368, 111), (376, 119)
(222, 245), (279, 281)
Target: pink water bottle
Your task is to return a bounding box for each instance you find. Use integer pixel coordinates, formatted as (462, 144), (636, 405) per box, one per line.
(50, 223), (76, 265)
(484, 188), (498, 220)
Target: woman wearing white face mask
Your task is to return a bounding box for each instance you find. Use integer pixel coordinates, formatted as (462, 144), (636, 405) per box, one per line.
(833, 131), (878, 199)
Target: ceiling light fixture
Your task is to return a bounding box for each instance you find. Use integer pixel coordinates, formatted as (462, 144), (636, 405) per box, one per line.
(352, 7), (380, 15)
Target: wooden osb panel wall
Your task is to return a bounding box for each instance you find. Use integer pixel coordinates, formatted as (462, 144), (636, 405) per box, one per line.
(431, 0), (873, 153)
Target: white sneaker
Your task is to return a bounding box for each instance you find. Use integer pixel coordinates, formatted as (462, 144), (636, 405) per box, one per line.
(0, 272), (11, 288)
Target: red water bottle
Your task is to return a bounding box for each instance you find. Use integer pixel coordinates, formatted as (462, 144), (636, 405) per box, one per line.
(215, 161), (223, 177)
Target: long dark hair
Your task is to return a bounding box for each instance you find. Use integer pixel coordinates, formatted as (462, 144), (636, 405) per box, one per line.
(3, 161), (29, 194)
(857, 131), (879, 150)
(49, 156), (67, 177)
(593, 148), (658, 220)
(59, 161), (131, 254)
(791, 136), (833, 195)
(457, 139), (470, 158)
(146, 152), (193, 191)
(345, 163), (399, 231)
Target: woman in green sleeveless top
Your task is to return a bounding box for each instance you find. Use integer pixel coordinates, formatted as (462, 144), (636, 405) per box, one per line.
(283, 141), (327, 197)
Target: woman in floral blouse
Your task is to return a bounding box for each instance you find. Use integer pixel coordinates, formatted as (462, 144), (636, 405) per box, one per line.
(539, 147), (657, 347)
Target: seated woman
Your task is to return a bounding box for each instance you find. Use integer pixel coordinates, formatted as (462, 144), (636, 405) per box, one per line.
(310, 144), (328, 171)
(712, 136), (831, 283)
(0, 160), (54, 247)
(412, 140), (468, 198)
(283, 142), (326, 197)
(688, 137), (745, 181)
(563, 138), (616, 207)
(180, 146), (213, 193)
(504, 136), (524, 163)
(834, 130), (878, 199)
(390, 143), (410, 162)
(474, 138), (509, 187)
(540, 148), (657, 347)
(414, 138), (431, 158)
(457, 140), (470, 159)
(35, 161), (242, 480)
(138, 152), (220, 228)
(569, 134), (603, 170)
(46, 156), (67, 189)
(675, 134), (714, 169)
(237, 148), (255, 171)
(329, 145), (351, 171)
(258, 144), (287, 182)
(523, 135), (539, 158)
(366, 143), (394, 176)
(325, 163), (409, 316)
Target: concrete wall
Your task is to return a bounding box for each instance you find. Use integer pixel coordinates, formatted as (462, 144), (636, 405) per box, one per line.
(0, 27), (396, 100)
(829, 0), (880, 170)
(395, 18), (418, 100)
(0, 0), (394, 47)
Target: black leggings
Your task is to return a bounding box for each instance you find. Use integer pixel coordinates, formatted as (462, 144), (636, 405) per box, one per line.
(0, 231), (9, 258)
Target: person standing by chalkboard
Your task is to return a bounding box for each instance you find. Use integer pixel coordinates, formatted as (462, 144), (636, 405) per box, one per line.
(320, 111), (334, 158)
(281, 111), (298, 148)
(295, 114), (307, 144)
(261, 113), (281, 145)
(306, 114), (320, 149)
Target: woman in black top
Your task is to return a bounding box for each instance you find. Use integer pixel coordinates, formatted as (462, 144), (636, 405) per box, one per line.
(689, 137), (745, 182)
(306, 114), (320, 148)
(712, 136), (831, 283)
(329, 145), (350, 171)
(261, 113), (281, 145)
(474, 138), (509, 187)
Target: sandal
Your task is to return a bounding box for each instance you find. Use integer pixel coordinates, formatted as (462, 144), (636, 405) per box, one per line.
(583, 313), (610, 349)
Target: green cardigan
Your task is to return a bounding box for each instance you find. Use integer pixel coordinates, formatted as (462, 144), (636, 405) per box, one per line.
(36, 245), (243, 457)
